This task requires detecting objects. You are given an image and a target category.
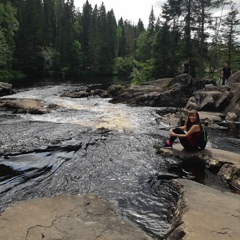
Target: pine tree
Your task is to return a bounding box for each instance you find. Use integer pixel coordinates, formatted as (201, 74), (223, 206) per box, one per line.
(107, 9), (117, 64)
(221, 4), (239, 65)
(88, 4), (100, 72)
(14, 0), (44, 73)
(146, 6), (156, 60)
(136, 19), (145, 37)
(0, 1), (19, 69)
(81, 0), (92, 67)
(117, 17), (127, 57)
(124, 20), (137, 56)
(42, 0), (56, 47)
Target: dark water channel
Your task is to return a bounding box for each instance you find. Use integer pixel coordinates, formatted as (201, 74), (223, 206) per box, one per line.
(0, 77), (239, 239)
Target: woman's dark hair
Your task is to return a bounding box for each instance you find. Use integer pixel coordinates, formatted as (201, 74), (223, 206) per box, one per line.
(185, 110), (203, 131)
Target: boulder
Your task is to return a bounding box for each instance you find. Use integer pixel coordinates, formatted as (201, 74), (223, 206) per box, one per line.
(185, 74), (240, 122)
(154, 143), (240, 191)
(61, 85), (124, 99)
(0, 98), (50, 114)
(0, 82), (14, 96)
(61, 86), (91, 98)
(110, 75), (197, 107)
(223, 84), (240, 120)
(168, 179), (240, 240)
(109, 75), (220, 107)
(227, 70), (240, 86)
(185, 85), (233, 112)
(107, 84), (124, 97)
(218, 163), (240, 191)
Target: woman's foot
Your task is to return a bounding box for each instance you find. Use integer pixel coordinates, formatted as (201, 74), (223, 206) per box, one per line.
(161, 140), (172, 148)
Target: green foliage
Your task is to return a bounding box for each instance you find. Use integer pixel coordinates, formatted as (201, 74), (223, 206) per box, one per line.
(0, 70), (25, 81)
(71, 40), (86, 71)
(113, 57), (135, 75)
(0, 2), (18, 70)
(0, 29), (12, 68)
(152, 23), (182, 78)
(135, 31), (149, 62)
(130, 59), (154, 85)
(39, 47), (60, 74)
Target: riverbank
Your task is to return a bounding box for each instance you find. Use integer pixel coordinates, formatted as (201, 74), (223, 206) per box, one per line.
(169, 178), (240, 240)
(154, 144), (240, 239)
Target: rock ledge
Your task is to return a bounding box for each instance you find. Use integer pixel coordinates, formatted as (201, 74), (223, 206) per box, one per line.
(0, 194), (152, 240)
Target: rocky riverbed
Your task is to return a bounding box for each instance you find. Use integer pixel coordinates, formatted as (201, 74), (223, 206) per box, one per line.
(0, 80), (240, 240)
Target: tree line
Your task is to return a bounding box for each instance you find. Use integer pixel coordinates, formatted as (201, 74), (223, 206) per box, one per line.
(0, 0), (239, 83)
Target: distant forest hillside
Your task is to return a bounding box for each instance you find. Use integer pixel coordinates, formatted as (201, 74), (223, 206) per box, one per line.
(0, 0), (240, 82)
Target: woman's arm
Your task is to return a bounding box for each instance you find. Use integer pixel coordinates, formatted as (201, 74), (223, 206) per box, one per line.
(169, 125), (200, 138)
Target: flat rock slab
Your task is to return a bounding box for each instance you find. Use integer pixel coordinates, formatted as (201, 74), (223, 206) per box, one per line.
(170, 179), (240, 240)
(155, 144), (240, 166)
(0, 194), (152, 240)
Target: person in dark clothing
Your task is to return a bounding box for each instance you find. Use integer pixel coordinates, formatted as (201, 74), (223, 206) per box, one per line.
(160, 110), (203, 151)
(222, 62), (232, 85)
(182, 59), (190, 74)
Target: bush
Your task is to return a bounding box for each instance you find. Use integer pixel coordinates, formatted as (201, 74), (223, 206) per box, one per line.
(0, 70), (25, 81)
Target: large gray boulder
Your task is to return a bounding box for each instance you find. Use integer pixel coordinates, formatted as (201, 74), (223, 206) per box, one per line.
(110, 75), (196, 107)
(227, 69), (240, 85)
(62, 84), (124, 98)
(109, 75), (220, 107)
(185, 71), (240, 121)
(168, 179), (240, 240)
(223, 71), (240, 120)
(185, 85), (232, 112)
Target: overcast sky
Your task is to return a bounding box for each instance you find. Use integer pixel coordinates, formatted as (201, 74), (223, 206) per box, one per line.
(74, 0), (240, 26)
(74, 0), (164, 26)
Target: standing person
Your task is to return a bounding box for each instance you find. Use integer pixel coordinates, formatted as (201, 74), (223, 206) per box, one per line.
(222, 62), (232, 85)
(182, 59), (190, 74)
(160, 110), (203, 151)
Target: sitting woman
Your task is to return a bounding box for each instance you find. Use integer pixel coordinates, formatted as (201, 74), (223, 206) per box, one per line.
(161, 110), (203, 151)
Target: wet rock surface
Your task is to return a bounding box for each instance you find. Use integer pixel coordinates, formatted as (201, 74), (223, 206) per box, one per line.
(153, 144), (240, 240)
(154, 143), (240, 192)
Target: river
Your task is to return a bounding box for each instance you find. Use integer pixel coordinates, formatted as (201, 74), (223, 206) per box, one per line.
(0, 76), (239, 239)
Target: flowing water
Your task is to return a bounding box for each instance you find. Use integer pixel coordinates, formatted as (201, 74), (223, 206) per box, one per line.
(0, 78), (239, 239)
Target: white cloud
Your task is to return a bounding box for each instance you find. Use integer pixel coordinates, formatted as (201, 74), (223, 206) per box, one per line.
(74, 0), (240, 27)
(74, 0), (164, 26)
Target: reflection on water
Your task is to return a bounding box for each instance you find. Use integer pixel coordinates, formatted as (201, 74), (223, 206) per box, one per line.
(0, 144), (82, 194)
(9, 75), (131, 90)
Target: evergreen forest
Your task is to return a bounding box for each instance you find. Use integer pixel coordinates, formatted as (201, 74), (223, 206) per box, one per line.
(0, 0), (240, 83)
